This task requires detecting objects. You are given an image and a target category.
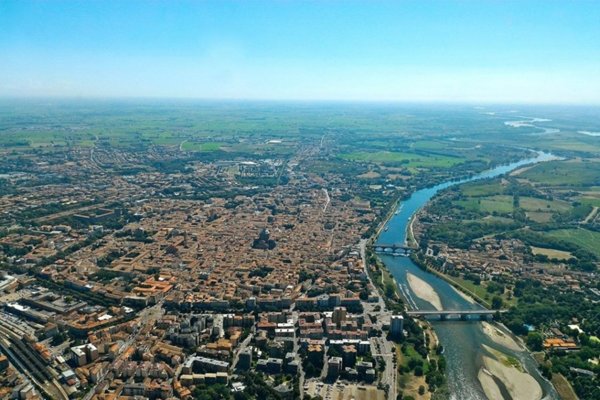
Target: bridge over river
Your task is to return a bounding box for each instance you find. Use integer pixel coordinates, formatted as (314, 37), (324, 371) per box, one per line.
(374, 243), (415, 255)
(406, 309), (507, 321)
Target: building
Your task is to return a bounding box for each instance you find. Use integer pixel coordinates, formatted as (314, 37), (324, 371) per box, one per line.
(237, 347), (252, 371)
(182, 356), (229, 374)
(0, 355), (8, 371)
(70, 344), (99, 366)
(332, 306), (347, 325)
(342, 345), (357, 368)
(266, 358), (283, 374)
(390, 315), (404, 338)
(327, 357), (343, 378)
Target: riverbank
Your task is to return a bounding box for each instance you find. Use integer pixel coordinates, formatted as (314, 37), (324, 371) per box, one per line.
(372, 151), (560, 399)
(409, 256), (492, 308)
(481, 322), (522, 352)
(406, 272), (443, 310)
(406, 213), (417, 247)
(372, 196), (403, 241)
(480, 352), (542, 400)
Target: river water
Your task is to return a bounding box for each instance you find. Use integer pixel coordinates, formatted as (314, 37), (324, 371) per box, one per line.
(377, 152), (560, 400)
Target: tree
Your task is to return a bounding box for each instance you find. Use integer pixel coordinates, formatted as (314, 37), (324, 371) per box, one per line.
(526, 332), (544, 351)
(539, 364), (552, 380)
(418, 386), (426, 396)
(385, 281), (396, 298)
(491, 296), (503, 310)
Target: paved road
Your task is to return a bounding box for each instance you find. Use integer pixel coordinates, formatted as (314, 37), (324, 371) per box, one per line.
(82, 301), (165, 400)
(359, 239), (397, 400)
(231, 332), (253, 371)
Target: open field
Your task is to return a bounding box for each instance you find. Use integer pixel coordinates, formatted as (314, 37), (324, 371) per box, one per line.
(456, 195), (514, 214)
(396, 343), (432, 400)
(520, 197), (571, 212)
(460, 181), (506, 197)
(551, 374), (579, 400)
(525, 211), (554, 223)
(530, 246), (574, 260)
(180, 141), (224, 152)
(544, 228), (600, 258)
(521, 159), (600, 187)
(579, 196), (600, 207)
(340, 151), (464, 168)
(439, 273), (516, 307)
(304, 381), (386, 400)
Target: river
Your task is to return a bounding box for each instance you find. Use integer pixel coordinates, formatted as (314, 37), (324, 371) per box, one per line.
(377, 151), (560, 400)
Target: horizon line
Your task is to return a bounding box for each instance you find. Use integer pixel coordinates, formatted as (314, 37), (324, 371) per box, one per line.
(1, 95), (600, 107)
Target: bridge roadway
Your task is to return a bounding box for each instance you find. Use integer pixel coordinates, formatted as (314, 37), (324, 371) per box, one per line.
(407, 309), (507, 321)
(375, 243), (413, 250)
(374, 243), (414, 255)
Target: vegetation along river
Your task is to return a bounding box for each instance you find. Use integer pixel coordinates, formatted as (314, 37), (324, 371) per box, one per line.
(377, 151), (560, 400)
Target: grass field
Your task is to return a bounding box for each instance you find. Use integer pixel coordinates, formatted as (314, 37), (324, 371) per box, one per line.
(579, 196), (600, 207)
(530, 246), (574, 260)
(519, 197), (571, 212)
(410, 140), (447, 150)
(455, 192), (572, 221)
(525, 211), (554, 223)
(456, 195), (514, 214)
(545, 228), (600, 258)
(181, 141), (224, 152)
(521, 160), (600, 187)
(435, 271), (517, 308)
(460, 182), (506, 197)
(340, 151), (464, 168)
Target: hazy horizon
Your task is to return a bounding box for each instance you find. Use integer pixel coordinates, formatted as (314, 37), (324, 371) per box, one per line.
(3, 96), (600, 107)
(2, 1), (600, 103)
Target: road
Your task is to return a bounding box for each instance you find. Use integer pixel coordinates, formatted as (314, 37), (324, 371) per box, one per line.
(82, 301), (165, 400)
(359, 239), (387, 312)
(179, 139), (188, 152)
(289, 311), (307, 399)
(322, 188), (330, 212)
(371, 336), (396, 400)
(231, 332), (253, 371)
(359, 239), (397, 400)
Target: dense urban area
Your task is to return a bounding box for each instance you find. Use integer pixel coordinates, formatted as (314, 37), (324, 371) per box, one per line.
(0, 101), (598, 400)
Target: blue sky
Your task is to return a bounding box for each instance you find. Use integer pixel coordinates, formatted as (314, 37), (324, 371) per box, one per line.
(1, 0), (599, 103)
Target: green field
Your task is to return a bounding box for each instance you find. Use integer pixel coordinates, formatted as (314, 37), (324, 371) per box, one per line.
(455, 192), (572, 218)
(578, 196), (600, 207)
(531, 246), (574, 260)
(340, 151), (464, 168)
(519, 197), (571, 212)
(521, 160), (600, 187)
(442, 273), (517, 307)
(460, 182), (506, 197)
(525, 211), (554, 223)
(456, 195), (514, 214)
(181, 141), (224, 152)
(545, 228), (600, 258)
(410, 140), (447, 150)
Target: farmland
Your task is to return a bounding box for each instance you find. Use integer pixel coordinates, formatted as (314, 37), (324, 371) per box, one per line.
(339, 151), (464, 168)
(544, 228), (600, 259)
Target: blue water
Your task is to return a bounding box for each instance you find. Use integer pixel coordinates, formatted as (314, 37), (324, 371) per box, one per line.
(377, 152), (560, 400)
